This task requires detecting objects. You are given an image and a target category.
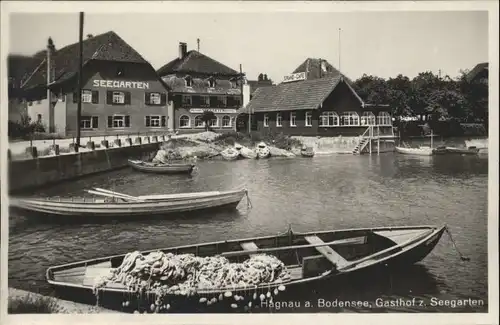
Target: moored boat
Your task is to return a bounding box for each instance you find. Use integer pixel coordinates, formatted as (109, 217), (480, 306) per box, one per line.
(432, 146), (480, 156)
(234, 143), (257, 159)
(395, 146), (433, 156)
(300, 146), (315, 158)
(9, 187), (249, 219)
(220, 148), (240, 161)
(256, 142), (271, 159)
(128, 159), (195, 174)
(45, 224), (449, 312)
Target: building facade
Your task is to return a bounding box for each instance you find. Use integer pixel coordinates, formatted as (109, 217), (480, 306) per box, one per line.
(244, 58), (394, 138)
(16, 31), (169, 137)
(157, 42), (245, 133)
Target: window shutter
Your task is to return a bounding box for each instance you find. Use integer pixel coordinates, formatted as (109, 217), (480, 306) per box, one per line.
(106, 91), (113, 105)
(92, 116), (99, 129)
(73, 92), (78, 103)
(91, 91), (99, 104)
(160, 93), (167, 105)
(145, 92), (151, 105)
(125, 115), (130, 127)
(174, 94), (182, 107)
(124, 92), (131, 105)
(145, 116), (150, 127)
(161, 116), (166, 127)
(107, 116), (113, 128)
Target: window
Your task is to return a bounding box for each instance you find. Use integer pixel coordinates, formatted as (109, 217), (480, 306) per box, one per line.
(182, 95), (192, 107)
(290, 112), (297, 127)
(185, 76), (193, 87)
(378, 112), (392, 126)
(112, 91), (125, 104)
(217, 96), (227, 107)
(319, 111), (339, 127)
(80, 116), (98, 129)
(82, 90), (93, 103)
(208, 117), (218, 127)
(276, 113), (282, 127)
(340, 112), (360, 126)
(150, 93), (161, 105)
(145, 115), (166, 128)
(194, 115), (204, 128)
(264, 114), (269, 127)
(179, 115), (191, 128)
(208, 78), (216, 88)
(305, 111), (312, 127)
(200, 96), (209, 107)
(230, 79), (237, 89)
(37, 114), (42, 122)
(232, 96), (241, 107)
(107, 115), (130, 128)
(222, 115), (231, 128)
(361, 112), (376, 126)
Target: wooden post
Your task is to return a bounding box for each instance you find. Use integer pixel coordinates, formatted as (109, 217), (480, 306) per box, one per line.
(75, 12), (84, 153)
(377, 125), (380, 155)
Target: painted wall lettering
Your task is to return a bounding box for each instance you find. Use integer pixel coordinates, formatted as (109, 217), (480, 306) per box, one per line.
(92, 80), (150, 89)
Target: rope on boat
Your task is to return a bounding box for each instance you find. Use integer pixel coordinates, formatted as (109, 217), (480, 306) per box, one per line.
(245, 190), (253, 210)
(444, 225), (470, 261)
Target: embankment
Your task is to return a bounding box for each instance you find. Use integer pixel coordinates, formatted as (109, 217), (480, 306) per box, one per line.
(8, 288), (119, 314)
(8, 142), (159, 193)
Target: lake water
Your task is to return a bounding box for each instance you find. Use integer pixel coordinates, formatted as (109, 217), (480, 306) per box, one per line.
(8, 151), (489, 313)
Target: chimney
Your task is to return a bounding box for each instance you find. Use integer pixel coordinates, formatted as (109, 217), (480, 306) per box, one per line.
(178, 42), (187, 59)
(47, 37), (56, 84)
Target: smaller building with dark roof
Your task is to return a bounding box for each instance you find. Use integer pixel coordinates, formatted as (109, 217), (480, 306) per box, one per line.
(242, 58), (395, 144)
(13, 31), (169, 137)
(157, 42), (245, 133)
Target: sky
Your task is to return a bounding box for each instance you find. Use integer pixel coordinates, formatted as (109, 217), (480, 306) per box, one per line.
(8, 10), (489, 82)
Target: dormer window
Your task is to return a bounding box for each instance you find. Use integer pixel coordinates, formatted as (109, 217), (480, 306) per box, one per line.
(185, 76), (193, 87)
(230, 78), (238, 89)
(208, 77), (216, 88)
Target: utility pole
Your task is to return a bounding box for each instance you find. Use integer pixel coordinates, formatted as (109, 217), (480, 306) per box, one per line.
(197, 38), (200, 52)
(338, 28), (342, 72)
(75, 12), (84, 152)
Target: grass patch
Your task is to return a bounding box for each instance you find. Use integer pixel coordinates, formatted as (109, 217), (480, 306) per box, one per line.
(8, 294), (59, 314)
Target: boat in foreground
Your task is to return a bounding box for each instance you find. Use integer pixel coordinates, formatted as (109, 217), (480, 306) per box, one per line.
(46, 224), (446, 312)
(9, 187), (248, 218)
(395, 146), (433, 156)
(432, 146), (480, 156)
(128, 159), (195, 174)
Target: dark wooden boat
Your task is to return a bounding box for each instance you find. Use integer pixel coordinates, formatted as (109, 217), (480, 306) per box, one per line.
(432, 146), (480, 156)
(45, 224), (446, 311)
(9, 187), (248, 218)
(128, 159), (195, 174)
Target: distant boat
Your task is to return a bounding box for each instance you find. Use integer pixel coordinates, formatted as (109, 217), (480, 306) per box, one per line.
(432, 146), (480, 156)
(9, 187), (248, 219)
(395, 146), (433, 156)
(220, 148), (240, 161)
(300, 146), (315, 158)
(256, 142), (271, 159)
(44, 224), (446, 312)
(234, 143), (257, 159)
(128, 159), (195, 174)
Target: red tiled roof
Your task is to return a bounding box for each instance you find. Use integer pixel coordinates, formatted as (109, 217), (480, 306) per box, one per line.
(244, 75), (364, 113)
(157, 50), (240, 77)
(22, 31), (151, 90)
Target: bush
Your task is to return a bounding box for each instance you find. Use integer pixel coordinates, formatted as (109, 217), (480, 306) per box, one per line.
(213, 131), (303, 150)
(8, 294), (59, 314)
(8, 114), (47, 140)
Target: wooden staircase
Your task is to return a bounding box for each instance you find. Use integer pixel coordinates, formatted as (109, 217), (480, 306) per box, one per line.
(352, 137), (370, 155)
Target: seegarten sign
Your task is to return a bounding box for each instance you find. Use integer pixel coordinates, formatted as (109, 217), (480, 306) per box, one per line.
(93, 79), (150, 89)
(189, 108), (238, 114)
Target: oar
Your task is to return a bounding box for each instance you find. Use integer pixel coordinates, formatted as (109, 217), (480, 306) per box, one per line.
(86, 190), (144, 202)
(93, 188), (141, 200)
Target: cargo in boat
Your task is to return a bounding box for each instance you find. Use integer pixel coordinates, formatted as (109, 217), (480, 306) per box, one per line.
(45, 225), (446, 312)
(128, 159), (195, 174)
(9, 187), (248, 219)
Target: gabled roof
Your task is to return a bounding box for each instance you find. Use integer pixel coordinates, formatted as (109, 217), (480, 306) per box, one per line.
(157, 50), (240, 77)
(466, 62), (488, 83)
(22, 31), (151, 90)
(247, 79), (274, 94)
(292, 58), (353, 84)
(244, 75), (365, 113)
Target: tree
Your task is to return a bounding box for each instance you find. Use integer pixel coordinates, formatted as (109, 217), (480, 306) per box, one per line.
(353, 74), (391, 106)
(201, 111), (216, 131)
(386, 74), (412, 118)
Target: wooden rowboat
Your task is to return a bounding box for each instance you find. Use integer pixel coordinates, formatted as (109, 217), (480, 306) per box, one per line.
(9, 187), (248, 218)
(220, 148), (240, 161)
(432, 146), (480, 156)
(128, 159), (195, 174)
(256, 142), (271, 159)
(234, 143), (257, 159)
(45, 224), (447, 312)
(300, 147), (315, 158)
(395, 146), (433, 156)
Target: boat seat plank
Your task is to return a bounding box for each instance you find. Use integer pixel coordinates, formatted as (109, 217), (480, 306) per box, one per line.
(240, 241), (259, 255)
(82, 267), (113, 287)
(304, 235), (349, 269)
